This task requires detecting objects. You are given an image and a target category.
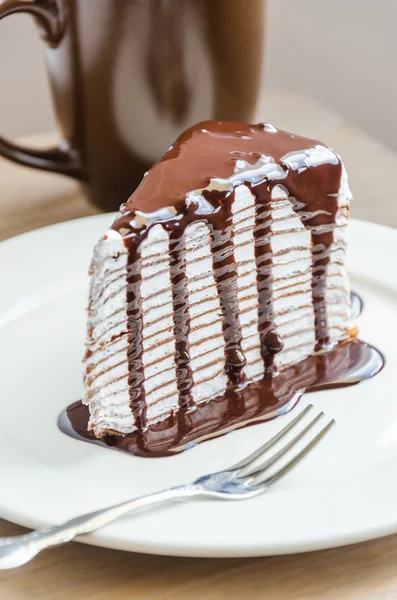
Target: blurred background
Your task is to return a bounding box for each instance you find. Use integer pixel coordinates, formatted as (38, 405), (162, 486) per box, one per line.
(1, 0), (396, 151)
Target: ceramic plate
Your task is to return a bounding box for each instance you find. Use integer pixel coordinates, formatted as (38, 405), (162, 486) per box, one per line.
(0, 216), (396, 557)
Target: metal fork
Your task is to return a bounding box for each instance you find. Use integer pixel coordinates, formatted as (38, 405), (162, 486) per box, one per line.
(0, 404), (334, 569)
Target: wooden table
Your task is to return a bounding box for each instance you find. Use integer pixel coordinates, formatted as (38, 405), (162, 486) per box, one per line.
(1, 89), (396, 599)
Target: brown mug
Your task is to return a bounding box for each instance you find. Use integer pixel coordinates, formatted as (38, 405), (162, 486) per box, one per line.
(0, 0), (264, 212)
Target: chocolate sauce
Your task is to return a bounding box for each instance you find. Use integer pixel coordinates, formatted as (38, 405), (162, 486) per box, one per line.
(169, 230), (195, 408)
(60, 338), (384, 457)
(126, 239), (147, 430)
(251, 182), (278, 372)
(208, 190), (246, 383)
(112, 122), (344, 421)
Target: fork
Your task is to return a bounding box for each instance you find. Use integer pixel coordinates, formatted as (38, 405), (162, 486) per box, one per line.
(0, 404), (334, 568)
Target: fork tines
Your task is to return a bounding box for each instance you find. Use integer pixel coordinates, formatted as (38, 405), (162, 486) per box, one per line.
(231, 404), (335, 488)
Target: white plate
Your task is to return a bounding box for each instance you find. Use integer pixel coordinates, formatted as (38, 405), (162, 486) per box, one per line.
(0, 216), (396, 557)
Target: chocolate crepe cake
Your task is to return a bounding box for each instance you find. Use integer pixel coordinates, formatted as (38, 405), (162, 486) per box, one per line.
(83, 121), (354, 444)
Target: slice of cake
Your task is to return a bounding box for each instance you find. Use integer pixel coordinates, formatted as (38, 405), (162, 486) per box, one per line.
(83, 121), (352, 439)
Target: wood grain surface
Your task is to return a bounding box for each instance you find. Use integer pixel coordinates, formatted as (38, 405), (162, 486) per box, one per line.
(0, 89), (396, 599)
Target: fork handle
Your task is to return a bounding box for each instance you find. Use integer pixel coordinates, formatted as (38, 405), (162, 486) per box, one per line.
(0, 484), (201, 569)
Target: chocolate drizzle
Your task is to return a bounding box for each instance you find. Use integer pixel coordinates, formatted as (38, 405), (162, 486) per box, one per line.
(208, 190), (246, 383)
(169, 230), (194, 409)
(251, 181), (279, 372)
(287, 167), (340, 349)
(126, 240), (147, 430)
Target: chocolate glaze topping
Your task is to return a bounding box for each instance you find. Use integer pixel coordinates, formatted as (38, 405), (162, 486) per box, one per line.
(113, 121), (340, 216)
(110, 121), (345, 428)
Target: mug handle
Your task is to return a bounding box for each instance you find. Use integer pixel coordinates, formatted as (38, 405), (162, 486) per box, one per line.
(0, 0), (83, 179)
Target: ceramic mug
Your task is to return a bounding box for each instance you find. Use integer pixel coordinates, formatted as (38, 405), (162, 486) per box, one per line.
(0, 0), (264, 211)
